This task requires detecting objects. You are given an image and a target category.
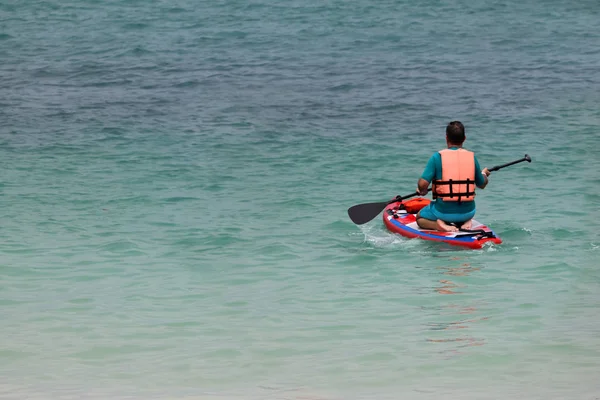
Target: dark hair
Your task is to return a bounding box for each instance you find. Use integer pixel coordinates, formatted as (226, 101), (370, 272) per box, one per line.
(446, 121), (465, 144)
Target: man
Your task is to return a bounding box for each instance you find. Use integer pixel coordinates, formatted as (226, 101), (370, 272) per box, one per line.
(416, 121), (491, 232)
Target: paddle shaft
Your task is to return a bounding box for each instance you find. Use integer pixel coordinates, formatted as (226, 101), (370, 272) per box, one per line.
(390, 191), (417, 204)
(392, 188), (432, 204)
(488, 154), (531, 172)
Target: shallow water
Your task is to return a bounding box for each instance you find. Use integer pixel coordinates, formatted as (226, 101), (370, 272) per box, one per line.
(1, 0), (600, 398)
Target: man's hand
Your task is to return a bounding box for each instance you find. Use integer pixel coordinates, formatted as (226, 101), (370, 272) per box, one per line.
(482, 168), (490, 177)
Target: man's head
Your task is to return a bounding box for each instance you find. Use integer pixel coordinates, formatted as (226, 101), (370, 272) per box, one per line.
(446, 121), (465, 145)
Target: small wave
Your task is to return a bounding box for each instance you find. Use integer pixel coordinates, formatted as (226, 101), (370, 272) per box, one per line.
(496, 226), (533, 241)
(79, 79), (133, 88)
(358, 223), (419, 250)
(100, 127), (126, 136)
(218, 30), (248, 39)
(202, 233), (247, 247)
(98, 239), (146, 255)
(163, 7), (187, 13)
(115, 46), (153, 57)
(106, 195), (154, 205)
(123, 22), (149, 30)
(162, 196), (198, 203)
(482, 242), (498, 252)
(173, 80), (202, 88)
(328, 83), (358, 92)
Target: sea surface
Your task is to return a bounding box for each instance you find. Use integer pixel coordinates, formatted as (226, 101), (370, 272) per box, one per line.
(1, 0), (600, 399)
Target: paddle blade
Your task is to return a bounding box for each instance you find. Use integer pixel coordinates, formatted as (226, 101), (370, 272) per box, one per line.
(347, 201), (389, 225)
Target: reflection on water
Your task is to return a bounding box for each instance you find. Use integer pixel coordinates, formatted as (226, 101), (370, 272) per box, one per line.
(434, 279), (462, 295)
(437, 264), (481, 276)
(425, 260), (488, 353)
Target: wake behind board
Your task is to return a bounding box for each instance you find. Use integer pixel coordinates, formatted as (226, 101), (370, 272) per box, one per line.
(383, 200), (501, 249)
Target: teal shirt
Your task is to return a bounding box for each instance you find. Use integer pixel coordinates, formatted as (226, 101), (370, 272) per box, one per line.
(421, 147), (486, 215)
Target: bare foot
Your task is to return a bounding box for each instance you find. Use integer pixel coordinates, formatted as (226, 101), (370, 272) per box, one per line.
(437, 219), (458, 232)
(461, 219), (473, 230)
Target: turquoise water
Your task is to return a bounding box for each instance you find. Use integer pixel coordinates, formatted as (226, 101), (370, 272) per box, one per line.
(1, 0), (600, 398)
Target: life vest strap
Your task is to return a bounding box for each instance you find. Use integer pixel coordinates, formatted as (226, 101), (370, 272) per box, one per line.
(434, 192), (476, 198)
(432, 178), (475, 202)
(432, 179), (475, 185)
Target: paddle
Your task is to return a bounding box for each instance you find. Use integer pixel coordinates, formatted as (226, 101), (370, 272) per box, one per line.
(347, 154), (531, 225)
(347, 189), (430, 225)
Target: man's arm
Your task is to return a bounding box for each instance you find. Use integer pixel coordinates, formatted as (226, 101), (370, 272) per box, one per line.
(479, 168), (490, 189)
(417, 178), (430, 196)
(475, 157), (490, 189)
(417, 154), (437, 195)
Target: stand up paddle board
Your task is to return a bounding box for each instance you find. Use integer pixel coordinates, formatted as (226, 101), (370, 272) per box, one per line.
(382, 199), (501, 249)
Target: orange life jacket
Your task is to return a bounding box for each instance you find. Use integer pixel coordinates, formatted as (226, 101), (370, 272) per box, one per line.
(432, 148), (476, 202)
